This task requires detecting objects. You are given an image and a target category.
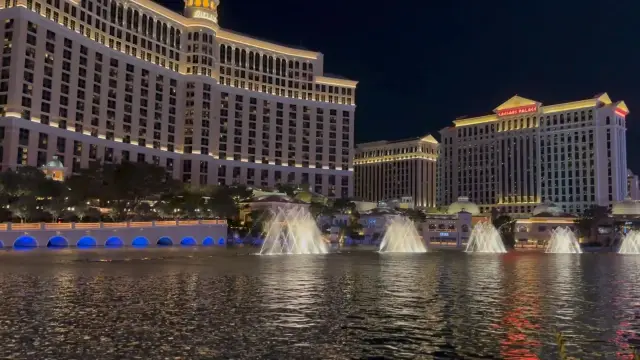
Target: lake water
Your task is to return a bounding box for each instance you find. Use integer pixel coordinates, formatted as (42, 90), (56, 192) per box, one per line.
(0, 248), (639, 359)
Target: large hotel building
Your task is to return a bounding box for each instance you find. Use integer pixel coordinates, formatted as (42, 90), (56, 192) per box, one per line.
(0, 0), (357, 197)
(354, 135), (438, 208)
(438, 93), (629, 215)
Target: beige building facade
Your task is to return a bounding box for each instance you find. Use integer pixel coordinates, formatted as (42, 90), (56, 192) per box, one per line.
(438, 93), (629, 215)
(0, 0), (356, 198)
(353, 135), (438, 209)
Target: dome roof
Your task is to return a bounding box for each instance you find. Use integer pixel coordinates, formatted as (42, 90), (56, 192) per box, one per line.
(44, 157), (64, 168)
(250, 194), (305, 204)
(612, 198), (640, 216)
(362, 207), (401, 216)
(532, 201), (564, 216)
(447, 196), (480, 215)
(184, 0), (219, 11)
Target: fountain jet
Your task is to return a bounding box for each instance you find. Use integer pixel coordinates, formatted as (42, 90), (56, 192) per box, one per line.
(618, 231), (640, 254)
(378, 216), (427, 253)
(545, 227), (582, 254)
(465, 221), (507, 253)
(259, 207), (329, 255)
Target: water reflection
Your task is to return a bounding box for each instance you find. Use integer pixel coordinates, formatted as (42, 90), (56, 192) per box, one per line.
(0, 249), (639, 358)
(499, 254), (543, 359)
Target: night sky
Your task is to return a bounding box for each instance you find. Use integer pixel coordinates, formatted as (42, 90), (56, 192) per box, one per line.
(161, 0), (640, 171)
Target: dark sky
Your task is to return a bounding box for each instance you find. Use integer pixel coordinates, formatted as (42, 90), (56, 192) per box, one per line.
(161, 0), (640, 171)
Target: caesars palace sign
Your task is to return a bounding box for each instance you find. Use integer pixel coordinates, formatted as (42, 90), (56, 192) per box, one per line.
(497, 104), (538, 117)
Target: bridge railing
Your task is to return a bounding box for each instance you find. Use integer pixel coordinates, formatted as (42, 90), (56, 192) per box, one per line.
(0, 219), (227, 231)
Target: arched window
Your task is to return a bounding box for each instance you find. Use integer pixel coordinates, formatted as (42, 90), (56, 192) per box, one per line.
(219, 44), (226, 64)
(109, 1), (116, 23)
(141, 14), (147, 34)
(133, 10), (139, 31)
(162, 23), (167, 44)
(202, 33), (207, 43)
(169, 27), (175, 48)
(262, 54), (267, 71)
(175, 29), (181, 49)
(148, 17), (154, 36)
(126, 8), (132, 29)
(255, 53), (260, 70)
(226, 46), (232, 63)
(268, 56), (274, 74)
(240, 49), (246, 68)
(155, 20), (162, 41)
(275, 58), (281, 75)
(117, 4), (123, 26)
(281, 59), (286, 75)
(248, 51), (254, 70)
(234, 48), (240, 66)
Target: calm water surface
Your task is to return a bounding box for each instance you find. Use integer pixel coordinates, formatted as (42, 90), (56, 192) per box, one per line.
(0, 248), (639, 359)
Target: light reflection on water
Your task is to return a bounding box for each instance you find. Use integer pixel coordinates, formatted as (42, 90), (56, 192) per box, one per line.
(0, 249), (638, 358)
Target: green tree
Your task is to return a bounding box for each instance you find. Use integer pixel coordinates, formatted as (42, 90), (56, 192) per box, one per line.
(43, 198), (67, 222)
(493, 214), (516, 248)
(226, 184), (253, 205)
(574, 205), (609, 241)
(276, 183), (298, 197)
(153, 201), (175, 220)
(9, 197), (38, 223)
(400, 208), (427, 223)
(248, 208), (272, 236)
(207, 187), (238, 219)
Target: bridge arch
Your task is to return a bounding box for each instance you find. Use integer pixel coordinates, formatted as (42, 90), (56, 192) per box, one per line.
(106, 236), (125, 248)
(131, 236), (148, 247)
(13, 235), (37, 249)
(180, 237), (197, 246)
(218, 237), (225, 246)
(47, 236), (69, 248)
(202, 237), (214, 246)
(77, 236), (97, 248)
(157, 236), (173, 246)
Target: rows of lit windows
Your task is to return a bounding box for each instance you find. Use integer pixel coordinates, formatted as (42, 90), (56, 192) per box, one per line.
(10, 0), (357, 105)
(218, 92), (351, 170)
(18, 20), (179, 155)
(218, 44), (354, 105)
(355, 144), (436, 159)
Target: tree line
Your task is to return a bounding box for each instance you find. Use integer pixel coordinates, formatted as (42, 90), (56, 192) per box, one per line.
(0, 162), (249, 223)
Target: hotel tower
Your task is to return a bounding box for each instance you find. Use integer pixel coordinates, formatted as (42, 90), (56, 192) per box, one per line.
(0, 0), (357, 197)
(438, 93), (629, 215)
(354, 135), (438, 209)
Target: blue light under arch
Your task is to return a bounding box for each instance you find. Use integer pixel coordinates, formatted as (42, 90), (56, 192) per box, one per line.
(157, 237), (173, 246)
(77, 236), (97, 248)
(202, 237), (214, 246)
(13, 236), (37, 249)
(0, 240), (4, 248)
(47, 236), (69, 248)
(180, 237), (197, 246)
(218, 238), (225, 246)
(130, 237), (148, 247)
(106, 236), (125, 248)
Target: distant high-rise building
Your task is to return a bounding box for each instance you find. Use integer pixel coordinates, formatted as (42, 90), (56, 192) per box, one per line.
(438, 93), (629, 215)
(354, 135), (438, 208)
(0, 0), (356, 198)
(627, 169), (639, 200)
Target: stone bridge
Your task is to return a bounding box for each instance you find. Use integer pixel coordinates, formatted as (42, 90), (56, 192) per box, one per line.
(0, 220), (228, 248)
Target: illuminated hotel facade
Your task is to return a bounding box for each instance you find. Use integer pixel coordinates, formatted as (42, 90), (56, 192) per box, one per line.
(354, 135), (438, 208)
(438, 93), (629, 215)
(0, 0), (357, 197)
